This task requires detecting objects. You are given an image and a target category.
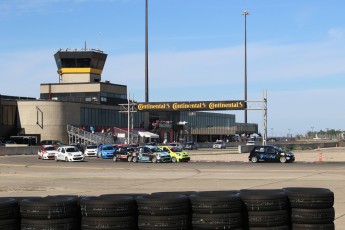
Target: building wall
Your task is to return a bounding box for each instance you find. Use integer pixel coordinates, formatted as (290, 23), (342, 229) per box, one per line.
(17, 100), (79, 143)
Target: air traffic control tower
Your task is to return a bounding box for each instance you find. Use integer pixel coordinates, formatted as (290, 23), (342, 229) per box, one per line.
(40, 48), (127, 105)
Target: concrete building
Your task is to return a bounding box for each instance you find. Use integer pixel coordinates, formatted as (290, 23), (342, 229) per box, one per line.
(0, 48), (257, 145)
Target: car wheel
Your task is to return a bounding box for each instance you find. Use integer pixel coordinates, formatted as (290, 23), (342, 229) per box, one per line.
(132, 157), (138, 163)
(251, 157), (258, 163)
(280, 157), (287, 163)
(65, 157), (69, 162)
(152, 157), (157, 163)
(127, 156), (132, 162)
(113, 156), (117, 162)
(55, 156), (58, 162)
(171, 157), (177, 163)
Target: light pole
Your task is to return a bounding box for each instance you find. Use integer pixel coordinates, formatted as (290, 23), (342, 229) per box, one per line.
(145, 0), (149, 103)
(242, 10), (249, 123)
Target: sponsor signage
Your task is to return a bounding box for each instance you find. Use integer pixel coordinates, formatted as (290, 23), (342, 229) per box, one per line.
(137, 100), (246, 111)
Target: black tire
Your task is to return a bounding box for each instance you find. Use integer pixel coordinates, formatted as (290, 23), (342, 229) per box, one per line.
(251, 156), (258, 163)
(292, 222), (335, 230)
(249, 226), (290, 230)
(240, 189), (288, 211)
(136, 194), (190, 216)
(138, 214), (189, 230)
(151, 191), (197, 197)
(192, 212), (243, 229)
(190, 192), (242, 214)
(291, 207), (334, 224)
(80, 195), (137, 217)
(0, 198), (19, 220)
(171, 157), (177, 163)
(0, 218), (20, 230)
(151, 156), (157, 163)
(82, 216), (137, 230)
(247, 210), (289, 227)
(283, 187), (334, 208)
(20, 196), (79, 220)
(21, 218), (79, 230)
(279, 156), (287, 163)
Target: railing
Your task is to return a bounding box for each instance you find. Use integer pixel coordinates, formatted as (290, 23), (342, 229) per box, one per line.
(67, 125), (139, 145)
(67, 125), (114, 146)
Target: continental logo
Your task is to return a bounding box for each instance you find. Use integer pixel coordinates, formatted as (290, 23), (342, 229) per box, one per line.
(137, 101), (246, 111)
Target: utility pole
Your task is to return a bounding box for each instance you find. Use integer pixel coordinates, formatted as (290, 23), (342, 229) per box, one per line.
(242, 10), (249, 124)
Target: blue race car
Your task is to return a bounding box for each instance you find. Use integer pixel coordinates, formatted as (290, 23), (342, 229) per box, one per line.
(130, 146), (171, 163)
(97, 144), (115, 159)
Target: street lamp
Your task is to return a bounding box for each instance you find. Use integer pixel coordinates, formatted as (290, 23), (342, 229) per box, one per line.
(145, 0), (149, 103)
(242, 10), (249, 123)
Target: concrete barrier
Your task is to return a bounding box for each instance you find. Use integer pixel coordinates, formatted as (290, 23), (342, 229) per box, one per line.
(0, 146), (39, 156)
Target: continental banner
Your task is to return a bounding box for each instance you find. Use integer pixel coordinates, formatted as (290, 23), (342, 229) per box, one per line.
(137, 100), (246, 111)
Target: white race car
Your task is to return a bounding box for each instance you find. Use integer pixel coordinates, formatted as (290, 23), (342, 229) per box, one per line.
(55, 146), (84, 162)
(38, 145), (58, 160)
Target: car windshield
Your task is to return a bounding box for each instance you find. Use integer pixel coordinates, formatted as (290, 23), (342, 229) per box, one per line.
(273, 146), (286, 153)
(171, 147), (183, 152)
(44, 146), (55, 151)
(103, 146), (114, 150)
(87, 145), (97, 149)
(152, 147), (163, 152)
(66, 147), (77, 152)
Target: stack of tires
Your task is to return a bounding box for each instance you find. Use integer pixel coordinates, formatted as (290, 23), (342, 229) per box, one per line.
(19, 196), (80, 229)
(80, 195), (138, 230)
(240, 189), (290, 229)
(136, 193), (191, 230)
(189, 190), (243, 230)
(283, 187), (335, 230)
(0, 198), (20, 230)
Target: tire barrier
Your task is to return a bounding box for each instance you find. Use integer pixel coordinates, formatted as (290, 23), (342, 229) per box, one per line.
(0, 198), (20, 230)
(80, 195), (138, 230)
(19, 196), (80, 230)
(0, 187), (335, 230)
(240, 189), (290, 229)
(283, 187), (335, 230)
(136, 194), (191, 230)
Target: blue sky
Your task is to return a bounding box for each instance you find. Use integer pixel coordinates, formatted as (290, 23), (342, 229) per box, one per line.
(0, 0), (344, 137)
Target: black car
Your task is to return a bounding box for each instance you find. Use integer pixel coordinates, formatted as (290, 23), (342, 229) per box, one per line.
(184, 141), (198, 150)
(249, 145), (295, 163)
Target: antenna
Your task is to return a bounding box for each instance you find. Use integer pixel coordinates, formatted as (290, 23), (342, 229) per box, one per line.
(84, 41), (87, 51)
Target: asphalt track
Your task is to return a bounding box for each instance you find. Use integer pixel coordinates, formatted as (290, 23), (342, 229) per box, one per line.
(0, 154), (344, 227)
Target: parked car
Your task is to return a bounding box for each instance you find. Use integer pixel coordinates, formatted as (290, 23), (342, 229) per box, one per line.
(168, 142), (183, 149)
(70, 143), (84, 152)
(130, 146), (171, 163)
(213, 141), (226, 149)
(158, 146), (190, 162)
(246, 140), (258, 146)
(249, 145), (295, 163)
(40, 140), (64, 147)
(184, 141), (198, 150)
(97, 144), (115, 159)
(38, 145), (58, 160)
(84, 144), (98, 157)
(113, 146), (137, 162)
(55, 146), (84, 162)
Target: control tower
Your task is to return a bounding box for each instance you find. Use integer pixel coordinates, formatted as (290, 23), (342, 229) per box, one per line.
(40, 48), (127, 105)
(54, 48), (107, 83)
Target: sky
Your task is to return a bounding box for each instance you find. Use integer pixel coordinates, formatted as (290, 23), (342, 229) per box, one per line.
(0, 0), (344, 137)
